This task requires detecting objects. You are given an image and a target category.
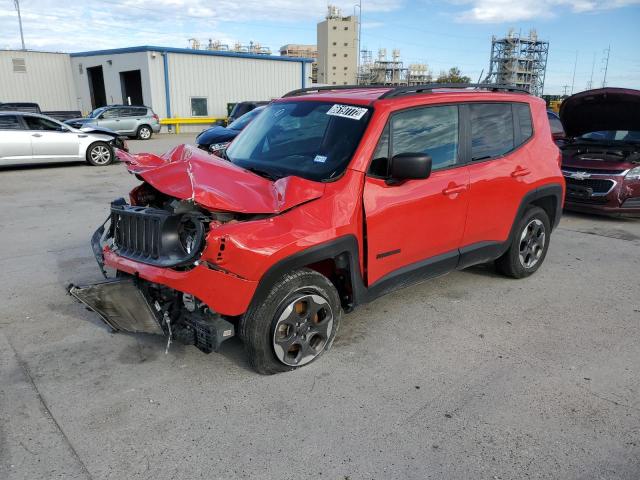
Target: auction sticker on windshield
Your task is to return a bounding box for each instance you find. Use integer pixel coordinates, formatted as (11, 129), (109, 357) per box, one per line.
(327, 104), (368, 120)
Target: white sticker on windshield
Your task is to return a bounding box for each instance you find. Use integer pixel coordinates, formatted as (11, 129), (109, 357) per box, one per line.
(326, 104), (368, 120)
(313, 155), (327, 163)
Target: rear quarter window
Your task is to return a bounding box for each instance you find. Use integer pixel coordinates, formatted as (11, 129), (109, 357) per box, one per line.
(0, 115), (22, 130)
(514, 103), (533, 143)
(469, 103), (514, 160)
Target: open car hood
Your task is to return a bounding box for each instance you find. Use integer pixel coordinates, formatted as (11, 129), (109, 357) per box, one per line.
(118, 144), (325, 214)
(560, 87), (640, 138)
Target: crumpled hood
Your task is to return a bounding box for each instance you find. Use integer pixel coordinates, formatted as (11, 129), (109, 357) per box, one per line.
(118, 144), (325, 214)
(560, 87), (640, 138)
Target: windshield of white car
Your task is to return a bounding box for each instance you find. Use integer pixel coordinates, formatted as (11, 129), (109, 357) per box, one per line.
(225, 101), (371, 182)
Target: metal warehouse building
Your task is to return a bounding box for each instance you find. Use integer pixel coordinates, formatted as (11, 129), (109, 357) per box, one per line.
(0, 50), (77, 110)
(69, 46), (313, 122)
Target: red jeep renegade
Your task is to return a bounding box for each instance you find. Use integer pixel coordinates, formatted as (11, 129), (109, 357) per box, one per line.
(72, 84), (564, 374)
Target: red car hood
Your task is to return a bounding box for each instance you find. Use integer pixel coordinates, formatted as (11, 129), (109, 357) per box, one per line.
(118, 144), (325, 214)
(560, 87), (640, 138)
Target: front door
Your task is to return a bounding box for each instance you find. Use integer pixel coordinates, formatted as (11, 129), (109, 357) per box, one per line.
(23, 115), (80, 162)
(363, 104), (470, 286)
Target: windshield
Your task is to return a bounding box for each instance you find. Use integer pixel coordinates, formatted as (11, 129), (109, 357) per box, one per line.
(226, 101), (371, 181)
(580, 130), (640, 142)
(88, 107), (107, 119)
(228, 106), (264, 131)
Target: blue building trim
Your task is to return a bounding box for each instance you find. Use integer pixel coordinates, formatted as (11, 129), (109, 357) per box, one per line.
(70, 45), (315, 63)
(162, 52), (172, 121)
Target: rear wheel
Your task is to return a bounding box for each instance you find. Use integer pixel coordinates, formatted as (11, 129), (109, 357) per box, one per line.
(86, 142), (113, 166)
(495, 206), (550, 278)
(240, 269), (342, 374)
(136, 125), (152, 140)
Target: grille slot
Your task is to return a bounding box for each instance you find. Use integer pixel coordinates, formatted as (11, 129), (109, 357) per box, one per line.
(562, 166), (626, 175)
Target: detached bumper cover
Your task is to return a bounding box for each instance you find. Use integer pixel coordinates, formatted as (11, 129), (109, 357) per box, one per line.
(69, 278), (164, 334)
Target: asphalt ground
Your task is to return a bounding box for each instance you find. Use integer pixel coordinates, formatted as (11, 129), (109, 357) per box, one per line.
(1, 134), (639, 479)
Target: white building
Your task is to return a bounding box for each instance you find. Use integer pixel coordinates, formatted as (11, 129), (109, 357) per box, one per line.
(1, 46), (313, 126)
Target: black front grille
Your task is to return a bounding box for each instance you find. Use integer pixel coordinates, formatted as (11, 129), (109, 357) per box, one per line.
(112, 206), (166, 260)
(110, 204), (204, 267)
(564, 177), (614, 194)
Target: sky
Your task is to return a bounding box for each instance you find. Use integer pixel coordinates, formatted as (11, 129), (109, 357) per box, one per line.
(1, 0), (639, 95)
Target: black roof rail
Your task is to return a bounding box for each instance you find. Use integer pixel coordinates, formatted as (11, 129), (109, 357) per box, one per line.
(379, 83), (530, 99)
(282, 84), (388, 98)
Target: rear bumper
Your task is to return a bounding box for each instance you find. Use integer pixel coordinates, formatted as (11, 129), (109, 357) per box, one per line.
(151, 123), (161, 133)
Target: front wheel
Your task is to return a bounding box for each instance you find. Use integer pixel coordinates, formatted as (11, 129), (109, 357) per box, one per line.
(86, 142), (114, 166)
(136, 125), (152, 140)
(240, 269), (342, 374)
(495, 206), (551, 278)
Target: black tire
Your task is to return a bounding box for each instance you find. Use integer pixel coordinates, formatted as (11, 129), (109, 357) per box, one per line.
(85, 141), (114, 166)
(495, 206), (551, 278)
(136, 125), (152, 140)
(240, 269), (342, 375)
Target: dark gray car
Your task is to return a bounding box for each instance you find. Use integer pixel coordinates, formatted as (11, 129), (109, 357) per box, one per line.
(65, 105), (161, 140)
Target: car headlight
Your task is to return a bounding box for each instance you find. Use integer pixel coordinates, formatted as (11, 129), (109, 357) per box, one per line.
(625, 166), (640, 180)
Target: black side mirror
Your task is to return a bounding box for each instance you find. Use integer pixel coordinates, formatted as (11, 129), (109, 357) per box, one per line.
(387, 153), (432, 183)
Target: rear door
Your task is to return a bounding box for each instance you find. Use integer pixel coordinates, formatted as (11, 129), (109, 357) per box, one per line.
(363, 104), (470, 286)
(0, 114), (33, 165)
(461, 102), (535, 248)
(23, 115), (80, 162)
(117, 107), (142, 134)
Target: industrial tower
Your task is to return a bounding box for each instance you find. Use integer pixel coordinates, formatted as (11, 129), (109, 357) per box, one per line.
(483, 29), (549, 96)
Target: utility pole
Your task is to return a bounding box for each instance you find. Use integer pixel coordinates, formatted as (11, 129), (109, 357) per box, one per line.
(354, 0), (362, 85)
(14, 0), (26, 50)
(562, 85), (570, 96)
(601, 46), (610, 87)
(570, 50), (578, 94)
(586, 52), (595, 90)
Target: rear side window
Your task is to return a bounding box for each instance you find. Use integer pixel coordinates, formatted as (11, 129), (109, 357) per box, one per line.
(0, 115), (22, 130)
(514, 103), (533, 142)
(469, 103), (514, 160)
(132, 107), (148, 116)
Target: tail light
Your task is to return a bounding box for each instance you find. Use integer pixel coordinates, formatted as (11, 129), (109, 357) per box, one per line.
(152, 113), (159, 122)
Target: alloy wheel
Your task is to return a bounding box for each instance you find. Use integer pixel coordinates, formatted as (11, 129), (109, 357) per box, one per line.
(90, 145), (111, 165)
(272, 293), (334, 367)
(139, 127), (151, 139)
(518, 218), (546, 269)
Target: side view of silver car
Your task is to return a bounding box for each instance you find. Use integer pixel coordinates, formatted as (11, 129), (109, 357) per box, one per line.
(65, 105), (161, 140)
(0, 112), (124, 167)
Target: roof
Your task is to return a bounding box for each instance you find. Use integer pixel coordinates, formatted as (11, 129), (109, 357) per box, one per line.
(70, 46), (314, 63)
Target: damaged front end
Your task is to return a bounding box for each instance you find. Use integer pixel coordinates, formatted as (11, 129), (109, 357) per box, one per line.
(70, 276), (235, 353)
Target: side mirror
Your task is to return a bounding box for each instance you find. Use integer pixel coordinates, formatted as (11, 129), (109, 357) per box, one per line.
(388, 153), (432, 183)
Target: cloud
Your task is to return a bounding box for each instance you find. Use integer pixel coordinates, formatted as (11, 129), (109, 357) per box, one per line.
(453, 0), (640, 22)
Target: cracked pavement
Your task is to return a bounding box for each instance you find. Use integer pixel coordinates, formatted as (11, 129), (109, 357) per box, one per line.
(1, 134), (639, 479)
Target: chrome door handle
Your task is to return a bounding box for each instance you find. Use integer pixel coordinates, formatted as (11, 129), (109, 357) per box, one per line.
(31, 133), (42, 137)
(442, 184), (467, 195)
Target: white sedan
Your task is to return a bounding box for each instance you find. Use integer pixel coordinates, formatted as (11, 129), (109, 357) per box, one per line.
(0, 112), (126, 167)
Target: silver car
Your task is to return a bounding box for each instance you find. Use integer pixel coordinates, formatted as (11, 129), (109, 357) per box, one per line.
(65, 105), (161, 140)
(0, 112), (124, 167)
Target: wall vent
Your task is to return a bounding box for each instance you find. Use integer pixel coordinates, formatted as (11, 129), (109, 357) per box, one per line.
(12, 58), (26, 73)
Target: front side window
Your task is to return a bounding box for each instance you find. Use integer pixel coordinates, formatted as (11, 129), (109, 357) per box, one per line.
(191, 97), (208, 117)
(469, 103), (514, 160)
(392, 105), (459, 170)
(226, 101), (371, 182)
(0, 115), (22, 130)
(100, 108), (119, 119)
(23, 116), (62, 131)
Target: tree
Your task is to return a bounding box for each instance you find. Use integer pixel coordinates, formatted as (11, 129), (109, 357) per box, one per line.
(436, 67), (471, 83)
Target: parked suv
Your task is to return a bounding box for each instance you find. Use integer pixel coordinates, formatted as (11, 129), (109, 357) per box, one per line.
(71, 84), (564, 374)
(65, 105), (160, 139)
(559, 88), (640, 215)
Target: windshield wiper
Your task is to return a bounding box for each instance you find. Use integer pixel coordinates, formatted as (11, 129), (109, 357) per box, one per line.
(245, 166), (281, 181)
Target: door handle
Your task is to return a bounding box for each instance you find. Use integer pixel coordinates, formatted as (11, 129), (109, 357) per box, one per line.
(511, 167), (531, 177)
(442, 184), (467, 195)
(31, 133), (42, 137)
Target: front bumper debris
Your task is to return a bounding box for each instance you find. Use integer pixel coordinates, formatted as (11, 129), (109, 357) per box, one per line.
(69, 277), (164, 334)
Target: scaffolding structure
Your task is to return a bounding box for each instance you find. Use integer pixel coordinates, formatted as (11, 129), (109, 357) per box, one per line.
(483, 29), (549, 96)
(358, 48), (429, 86)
